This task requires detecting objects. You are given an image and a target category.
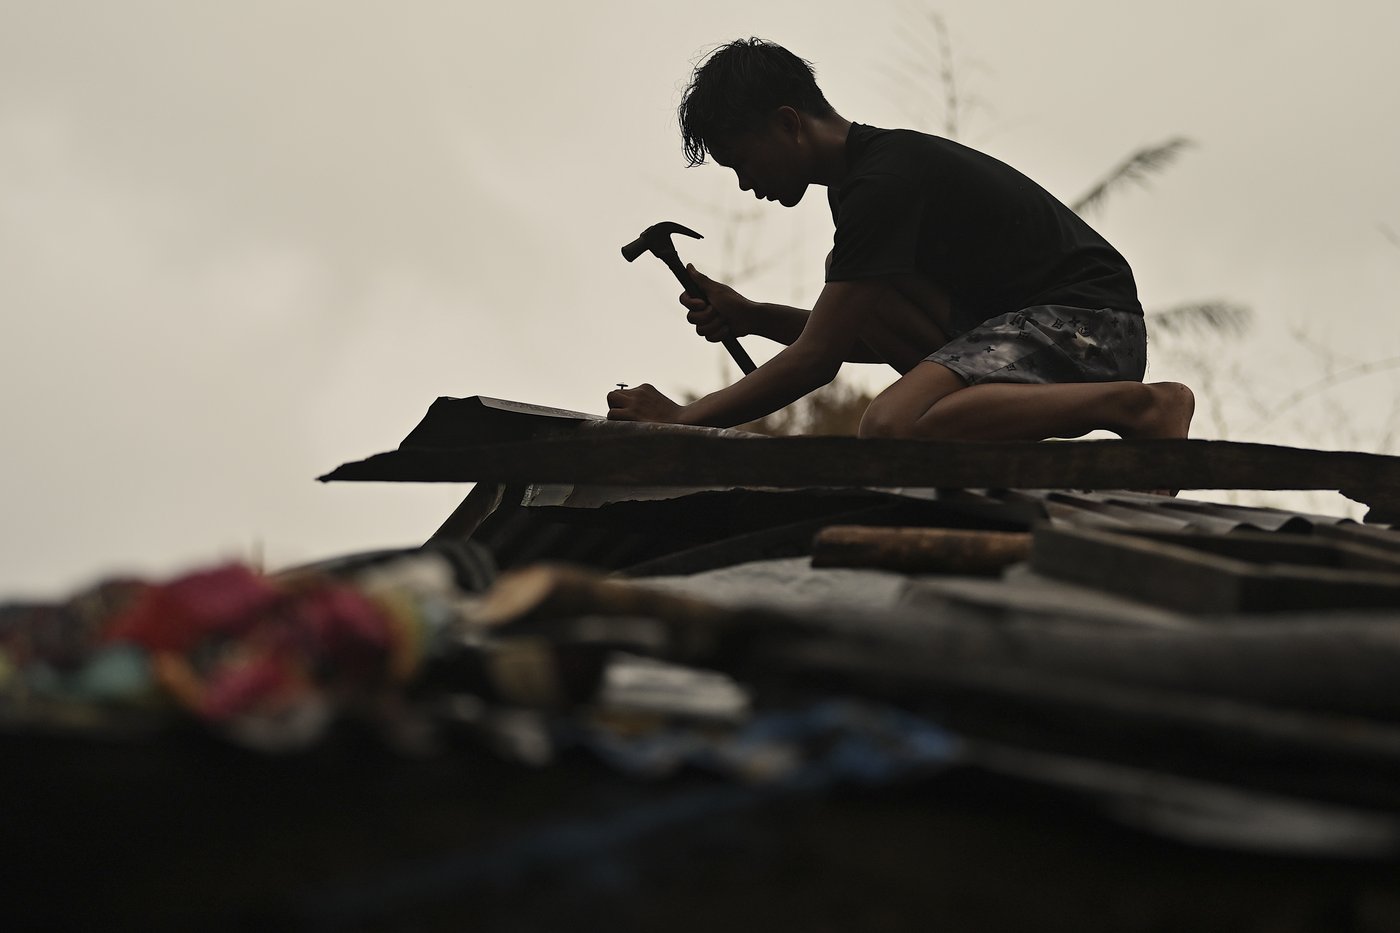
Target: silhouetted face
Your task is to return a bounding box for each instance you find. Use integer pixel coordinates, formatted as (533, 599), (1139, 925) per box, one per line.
(708, 118), (809, 208)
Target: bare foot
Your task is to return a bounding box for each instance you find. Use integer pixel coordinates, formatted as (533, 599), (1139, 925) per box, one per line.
(1123, 382), (1195, 440)
(1118, 382), (1194, 496)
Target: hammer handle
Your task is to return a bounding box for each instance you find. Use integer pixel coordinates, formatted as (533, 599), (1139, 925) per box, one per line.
(661, 254), (757, 375)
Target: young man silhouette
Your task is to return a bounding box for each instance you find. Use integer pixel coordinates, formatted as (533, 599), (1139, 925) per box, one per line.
(607, 38), (1194, 444)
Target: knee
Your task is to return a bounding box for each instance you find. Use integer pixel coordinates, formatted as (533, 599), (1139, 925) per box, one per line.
(859, 367), (969, 440)
(858, 395), (967, 441)
(857, 399), (915, 439)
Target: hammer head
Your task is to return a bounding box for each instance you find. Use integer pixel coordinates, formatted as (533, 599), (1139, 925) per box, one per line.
(621, 221), (703, 262)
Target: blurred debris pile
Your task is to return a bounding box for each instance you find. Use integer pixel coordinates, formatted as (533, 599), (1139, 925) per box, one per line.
(10, 395), (1400, 931)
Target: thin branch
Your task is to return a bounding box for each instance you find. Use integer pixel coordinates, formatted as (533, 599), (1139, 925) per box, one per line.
(1145, 301), (1252, 337)
(728, 249), (792, 286)
(1245, 354), (1400, 433)
(929, 12), (960, 139)
(1377, 395), (1400, 453)
(1072, 137), (1195, 216)
(892, 16), (942, 60)
(880, 5), (972, 140)
(874, 59), (938, 125)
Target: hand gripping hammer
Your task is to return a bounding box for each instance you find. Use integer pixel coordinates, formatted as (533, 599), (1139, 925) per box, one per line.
(621, 221), (756, 374)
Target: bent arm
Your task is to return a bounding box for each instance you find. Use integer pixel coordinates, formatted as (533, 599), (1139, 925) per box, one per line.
(745, 250), (881, 362)
(745, 301), (813, 346)
(747, 302), (884, 363)
(680, 280), (887, 428)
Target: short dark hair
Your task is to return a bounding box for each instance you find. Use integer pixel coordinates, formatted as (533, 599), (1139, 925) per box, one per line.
(678, 38), (834, 166)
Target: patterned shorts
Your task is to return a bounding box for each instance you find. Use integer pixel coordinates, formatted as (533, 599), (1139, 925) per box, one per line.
(927, 305), (1147, 386)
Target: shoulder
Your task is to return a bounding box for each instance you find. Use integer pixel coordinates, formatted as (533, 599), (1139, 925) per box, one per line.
(847, 124), (939, 171)
(833, 127), (935, 211)
(835, 125), (956, 205)
(850, 124), (1016, 181)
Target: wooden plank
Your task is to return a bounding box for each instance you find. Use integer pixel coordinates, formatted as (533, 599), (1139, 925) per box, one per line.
(1031, 525), (1400, 613)
(1126, 529), (1400, 573)
(428, 482), (511, 543)
(1032, 525), (1249, 613)
(318, 434), (1400, 513)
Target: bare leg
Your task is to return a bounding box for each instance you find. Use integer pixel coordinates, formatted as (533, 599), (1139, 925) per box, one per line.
(859, 361), (1195, 442)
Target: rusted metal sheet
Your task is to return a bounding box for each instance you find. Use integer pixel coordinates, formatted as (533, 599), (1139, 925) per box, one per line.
(398, 395), (762, 448)
(1315, 522), (1400, 554)
(1042, 493), (1212, 532)
(398, 396), (601, 447)
(1144, 498), (1320, 532)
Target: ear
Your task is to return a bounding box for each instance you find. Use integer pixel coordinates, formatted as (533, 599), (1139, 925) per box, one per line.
(771, 106), (804, 141)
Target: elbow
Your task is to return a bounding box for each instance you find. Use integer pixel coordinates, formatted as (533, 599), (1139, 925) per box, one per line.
(794, 352), (841, 392)
(781, 338), (844, 393)
(811, 360), (841, 390)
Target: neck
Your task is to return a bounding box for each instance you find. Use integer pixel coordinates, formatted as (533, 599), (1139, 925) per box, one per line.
(807, 113), (853, 187)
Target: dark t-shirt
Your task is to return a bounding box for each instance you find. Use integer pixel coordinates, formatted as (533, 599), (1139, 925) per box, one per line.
(826, 124), (1143, 321)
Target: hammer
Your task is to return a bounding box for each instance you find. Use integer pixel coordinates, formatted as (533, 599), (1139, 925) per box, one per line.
(621, 221), (756, 374)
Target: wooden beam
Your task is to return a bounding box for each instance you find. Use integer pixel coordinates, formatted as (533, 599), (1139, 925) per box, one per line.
(1031, 525), (1400, 613)
(319, 434), (1400, 513)
(811, 526), (1031, 574)
(428, 482), (512, 543)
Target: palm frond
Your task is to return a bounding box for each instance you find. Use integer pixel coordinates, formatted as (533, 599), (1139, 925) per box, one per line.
(1072, 137), (1195, 216)
(1145, 300), (1252, 337)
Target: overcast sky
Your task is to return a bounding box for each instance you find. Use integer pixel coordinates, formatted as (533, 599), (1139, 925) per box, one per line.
(3, 0), (1398, 596)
